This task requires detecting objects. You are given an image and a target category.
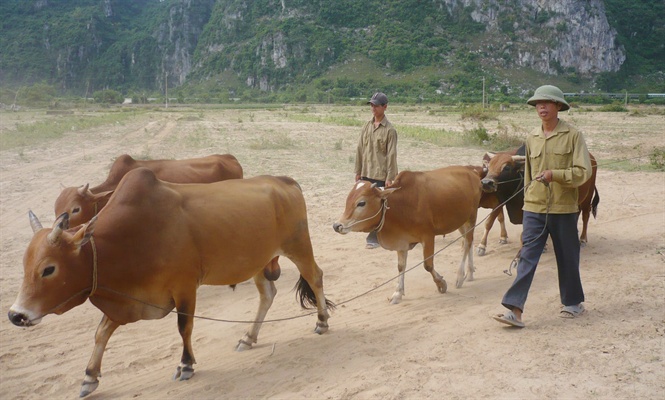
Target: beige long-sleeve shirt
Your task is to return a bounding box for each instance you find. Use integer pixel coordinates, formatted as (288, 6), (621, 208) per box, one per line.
(524, 119), (592, 214)
(355, 117), (398, 182)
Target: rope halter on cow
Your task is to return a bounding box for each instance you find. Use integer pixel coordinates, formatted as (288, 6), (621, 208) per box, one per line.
(342, 198), (390, 233)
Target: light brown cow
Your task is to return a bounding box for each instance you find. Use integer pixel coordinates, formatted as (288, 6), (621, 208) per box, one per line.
(333, 166), (482, 304)
(54, 153), (243, 227)
(9, 168), (332, 398)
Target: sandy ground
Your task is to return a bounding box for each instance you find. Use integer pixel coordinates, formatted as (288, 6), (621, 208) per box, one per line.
(0, 105), (663, 399)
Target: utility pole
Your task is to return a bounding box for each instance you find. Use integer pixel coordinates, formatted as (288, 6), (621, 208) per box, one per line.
(165, 71), (168, 109)
(482, 77), (486, 109)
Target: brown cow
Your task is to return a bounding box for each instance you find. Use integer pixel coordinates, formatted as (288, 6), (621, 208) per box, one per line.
(332, 166), (482, 304)
(9, 168), (332, 397)
(54, 153), (243, 227)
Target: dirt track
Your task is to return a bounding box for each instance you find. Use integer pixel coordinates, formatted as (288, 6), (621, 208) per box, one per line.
(1, 105), (663, 399)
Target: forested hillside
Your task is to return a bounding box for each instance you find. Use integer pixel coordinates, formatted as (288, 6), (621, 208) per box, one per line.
(0, 0), (662, 102)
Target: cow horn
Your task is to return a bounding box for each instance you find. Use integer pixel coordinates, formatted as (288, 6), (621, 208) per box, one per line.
(511, 155), (526, 162)
(77, 183), (90, 196)
(47, 213), (70, 244)
(28, 210), (43, 233)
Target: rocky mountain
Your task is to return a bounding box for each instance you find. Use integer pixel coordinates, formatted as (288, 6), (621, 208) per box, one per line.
(0, 0), (661, 98)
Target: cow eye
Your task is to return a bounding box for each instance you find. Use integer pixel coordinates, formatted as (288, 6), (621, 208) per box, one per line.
(72, 207), (80, 214)
(357, 200), (366, 207)
(42, 266), (55, 277)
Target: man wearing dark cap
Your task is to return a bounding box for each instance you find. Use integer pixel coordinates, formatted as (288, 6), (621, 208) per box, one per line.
(494, 85), (592, 328)
(355, 92), (399, 249)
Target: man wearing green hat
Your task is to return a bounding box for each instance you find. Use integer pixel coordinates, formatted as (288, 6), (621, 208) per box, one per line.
(494, 85), (592, 328)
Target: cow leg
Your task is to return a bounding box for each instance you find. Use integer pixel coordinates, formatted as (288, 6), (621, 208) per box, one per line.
(497, 208), (508, 244)
(388, 250), (407, 304)
(173, 295), (196, 381)
(456, 222), (476, 288)
(579, 209), (590, 247)
(422, 238), (448, 295)
(477, 207), (507, 256)
(477, 214), (493, 256)
(236, 273), (277, 351)
(284, 237), (331, 335)
(80, 315), (120, 397)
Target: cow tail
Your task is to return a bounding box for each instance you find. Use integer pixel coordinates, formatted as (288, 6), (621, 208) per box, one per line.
(294, 276), (336, 310)
(591, 187), (600, 219)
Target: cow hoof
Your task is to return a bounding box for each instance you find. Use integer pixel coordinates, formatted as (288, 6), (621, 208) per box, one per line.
(389, 292), (403, 304)
(499, 238), (508, 244)
(580, 240), (587, 248)
(437, 280), (448, 294)
(314, 322), (329, 335)
(79, 378), (99, 398)
(476, 247), (486, 256)
(173, 365), (194, 381)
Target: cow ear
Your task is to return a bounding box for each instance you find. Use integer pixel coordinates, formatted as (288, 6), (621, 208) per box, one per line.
(379, 187), (400, 199)
(72, 215), (97, 249)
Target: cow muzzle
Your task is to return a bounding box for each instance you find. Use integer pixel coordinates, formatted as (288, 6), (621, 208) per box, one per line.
(8, 309), (41, 327)
(480, 178), (498, 193)
(332, 222), (350, 234)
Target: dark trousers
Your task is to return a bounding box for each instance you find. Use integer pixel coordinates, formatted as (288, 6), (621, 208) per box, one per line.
(502, 211), (585, 312)
(360, 177), (385, 244)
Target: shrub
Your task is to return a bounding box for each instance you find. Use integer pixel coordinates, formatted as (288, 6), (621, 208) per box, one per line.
(93, 89), (124, 104)
(649, 147), (665, 171)
(597, 103), (628, 112)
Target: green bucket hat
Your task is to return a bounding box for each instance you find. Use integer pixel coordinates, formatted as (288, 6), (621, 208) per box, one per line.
(527, 85), (570, 111)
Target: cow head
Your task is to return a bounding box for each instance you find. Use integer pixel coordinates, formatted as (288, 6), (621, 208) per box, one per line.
(8, 211), (96, 327)
(332, 181), (399, 234)
(54, 184), (113, 227)
(480, 153), (526, 193)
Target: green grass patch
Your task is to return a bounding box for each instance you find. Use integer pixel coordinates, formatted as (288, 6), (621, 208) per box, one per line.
(286, 113), (363, 127)
(0, 111), (144, 150)
(249, 131), (296, 150)
(397, 124), (523, 150)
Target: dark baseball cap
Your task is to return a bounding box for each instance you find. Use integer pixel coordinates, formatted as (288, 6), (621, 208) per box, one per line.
(368, 92), (388, 105)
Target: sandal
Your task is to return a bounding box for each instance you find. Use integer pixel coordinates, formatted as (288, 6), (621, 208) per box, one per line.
(560, 304), (585, 319)
(493, 310), (525, 328)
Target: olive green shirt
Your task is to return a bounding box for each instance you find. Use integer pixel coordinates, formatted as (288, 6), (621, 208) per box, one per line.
(524, 119), (592, 214)
(355, 116), (398, 182)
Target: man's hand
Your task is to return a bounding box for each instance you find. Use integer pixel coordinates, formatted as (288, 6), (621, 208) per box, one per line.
(536, 170), (553, 183)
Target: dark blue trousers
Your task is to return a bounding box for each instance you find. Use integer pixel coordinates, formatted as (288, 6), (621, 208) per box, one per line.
(502, 211), (585, 312)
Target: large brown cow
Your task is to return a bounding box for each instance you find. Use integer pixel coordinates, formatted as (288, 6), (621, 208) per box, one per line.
(9, 168), (332, 397)
(332, 166), (482, 304)
(54, 153), (243, 227)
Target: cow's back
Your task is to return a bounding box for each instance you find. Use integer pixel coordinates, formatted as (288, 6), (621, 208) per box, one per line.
(95, 169), (305, 287)
(144, 154), (243, 183)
